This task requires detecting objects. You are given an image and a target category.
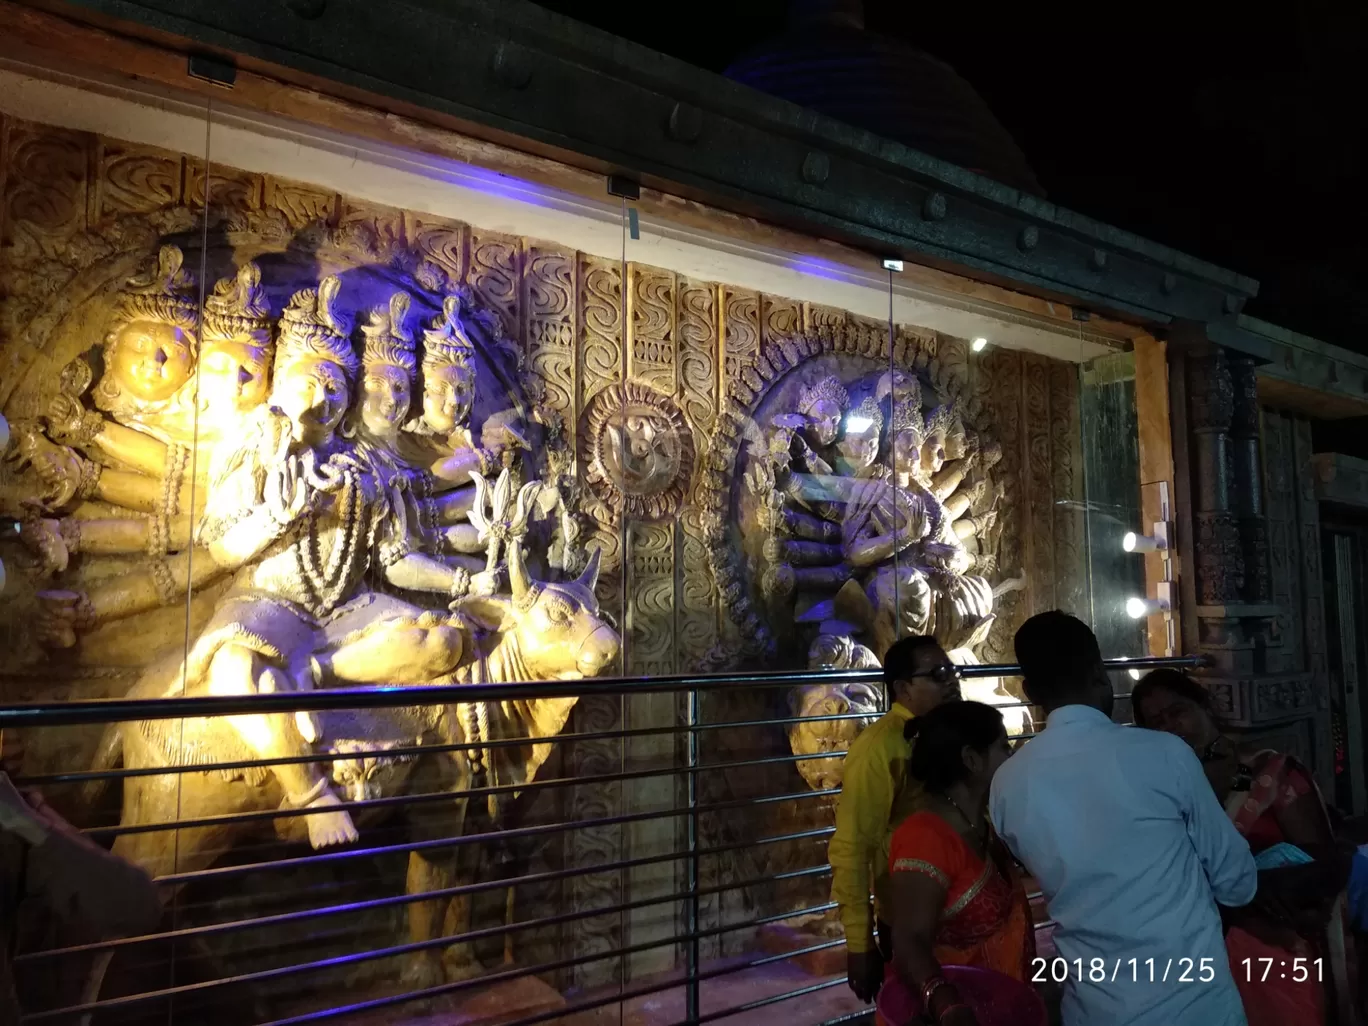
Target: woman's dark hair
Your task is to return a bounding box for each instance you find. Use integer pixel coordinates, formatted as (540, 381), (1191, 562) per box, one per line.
(903, 700), (1006, 792)
(1130, 669), (1219, 729)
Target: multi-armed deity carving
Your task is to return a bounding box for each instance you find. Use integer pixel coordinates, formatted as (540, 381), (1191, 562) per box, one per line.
(5, 245), (617, 854)
(702, 332), (1021, 787)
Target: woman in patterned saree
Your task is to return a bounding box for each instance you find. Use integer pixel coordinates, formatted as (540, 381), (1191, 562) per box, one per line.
(884, 701), (1038, 1026)
(1133, 669), (1353, 1026)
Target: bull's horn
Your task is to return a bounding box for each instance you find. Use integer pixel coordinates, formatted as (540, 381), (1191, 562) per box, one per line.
(577, 546), (602, 592)
(508, 538), (532, 601)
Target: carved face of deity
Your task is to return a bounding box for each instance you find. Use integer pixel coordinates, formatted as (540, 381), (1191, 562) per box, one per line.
(891, 428), (923, 480)
(422, 361), (475, 436)
(273, 357), (350, 446)
(108, 320), (195, 402)
(804, 398), (843, 448)
(361, 364), (412, 439)
(835, 414), (880, 472)
(921, 426), (948, 480)
(199, 339), (270, 425)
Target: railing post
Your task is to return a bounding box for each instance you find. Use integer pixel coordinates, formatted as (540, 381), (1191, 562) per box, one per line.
(685, 682), (701, 1023)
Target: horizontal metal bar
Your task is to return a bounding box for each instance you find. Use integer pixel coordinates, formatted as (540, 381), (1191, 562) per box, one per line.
(0, 656), (1205, 727)
(86, 745), (844, 839)
(16, 709), (877, 788)
(20, 830), (833, 962)
(156, 787), (836, 886)
(27, 893), (838, 1022)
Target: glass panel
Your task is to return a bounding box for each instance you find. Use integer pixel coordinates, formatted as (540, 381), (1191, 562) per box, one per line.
(1079, 351), (1148, 662)
(0, 45), (1155, 1026)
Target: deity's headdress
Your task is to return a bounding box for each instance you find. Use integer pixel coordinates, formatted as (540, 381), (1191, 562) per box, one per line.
(924, 403), (955, 439)
(422, 293), (477, 374)
(108, 245), (200, 338)
(845, 396), (883, 437)
(798, 375), (849, 418)
(274, 275), (358, 379)
(875, 369), (922, 413)
(890, 396), (925, 448)
(202, 262), (272, 350)
(359, 291), (416, 375)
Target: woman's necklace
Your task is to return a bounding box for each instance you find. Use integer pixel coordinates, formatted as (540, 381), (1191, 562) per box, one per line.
(943, 792), (987, 848)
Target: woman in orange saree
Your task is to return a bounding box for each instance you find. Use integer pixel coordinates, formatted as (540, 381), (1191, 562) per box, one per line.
(882, 701), (1038, 1026)
(1134, 669), (1349, 1026)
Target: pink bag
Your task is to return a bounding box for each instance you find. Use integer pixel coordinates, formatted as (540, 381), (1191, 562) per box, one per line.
(875, 966), (1047, 1026)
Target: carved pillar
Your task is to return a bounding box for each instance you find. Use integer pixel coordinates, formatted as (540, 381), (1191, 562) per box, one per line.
(1186, 347), (1243, 605)
(1229, 355), (1271, 603)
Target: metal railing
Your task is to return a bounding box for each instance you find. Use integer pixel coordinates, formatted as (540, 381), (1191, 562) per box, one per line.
(0, 655), (1203, 1026)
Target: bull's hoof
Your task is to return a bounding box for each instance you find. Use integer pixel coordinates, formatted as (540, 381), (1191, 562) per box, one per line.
(401, 954), (445, 993)
(442, 948), (484, 983)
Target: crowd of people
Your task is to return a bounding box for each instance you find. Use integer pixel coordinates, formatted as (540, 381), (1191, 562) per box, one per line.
(832, 612), (1363, 1026)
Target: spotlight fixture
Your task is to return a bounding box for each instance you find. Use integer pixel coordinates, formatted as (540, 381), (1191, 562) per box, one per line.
(882, 258), (904, 272)
(971, 337), (989, 353)
(1126, 582), (1174, 619)
(1122, 522), (1170, 553)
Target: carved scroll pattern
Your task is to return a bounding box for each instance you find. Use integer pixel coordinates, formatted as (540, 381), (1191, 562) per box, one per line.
(763, 296), (801, 347)
(804, 303), (846, 336)
(95, 142), (182, 219)
(627, 522), (677, 678)
(267, 178), (338, 231)
(406, 215), (467, 291)
(3, 123), (86, 243)
(580, 256), (623, 401)
(984, 348), (1024, 664)
(524, 247), (577, 432)
(468, 230), (520, 340)
(629, 267), (676, 395)
(1050, 362), (1085, 616)
(334, 199), (403, 262)
(1022, 354), (1055, 614)
(1291, 415), (1332, 780)
(721, 290), (760, 401)
(1262, 411), (1298, 665)
(564, 687), (625, 989)
(677, 279), (718, 451)
(185, 160), (264, 213)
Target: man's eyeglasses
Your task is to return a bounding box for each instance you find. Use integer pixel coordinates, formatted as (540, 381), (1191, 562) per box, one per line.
(907, 664), (962, 685)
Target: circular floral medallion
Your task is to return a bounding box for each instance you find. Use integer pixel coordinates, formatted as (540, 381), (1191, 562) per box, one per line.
(582, 381), (694, 522)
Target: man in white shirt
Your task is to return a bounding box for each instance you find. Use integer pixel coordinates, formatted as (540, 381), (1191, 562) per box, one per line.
(990, 612), (1257, 1026)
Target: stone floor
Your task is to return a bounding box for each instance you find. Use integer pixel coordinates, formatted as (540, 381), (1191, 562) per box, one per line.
(332, 950), (867, 1026)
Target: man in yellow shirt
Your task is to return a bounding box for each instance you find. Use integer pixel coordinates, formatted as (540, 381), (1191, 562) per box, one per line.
(829, 635), (962, 1002)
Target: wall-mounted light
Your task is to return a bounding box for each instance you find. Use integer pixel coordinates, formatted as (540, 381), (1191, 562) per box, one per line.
(971, 337), (989, 353)
(1126, 582), (1174, 619)
(881, 258), (904, 272)
(1123, 522), (1170, 553)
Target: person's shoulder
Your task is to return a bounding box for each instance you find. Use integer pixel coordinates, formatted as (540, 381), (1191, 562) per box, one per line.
(846, 710), (900, 761)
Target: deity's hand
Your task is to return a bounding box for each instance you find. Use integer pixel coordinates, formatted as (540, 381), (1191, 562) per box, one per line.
(34, 589), (95, 649)
(264, 455), (311, 527)
(18, 508), (69, 576)
(5, 423), (95, 510)
(44, 393), (102, 447)
(467, 569), (500, 598)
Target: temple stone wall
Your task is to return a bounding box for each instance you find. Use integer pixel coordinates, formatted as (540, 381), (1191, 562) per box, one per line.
(0, 112), (1090, 994)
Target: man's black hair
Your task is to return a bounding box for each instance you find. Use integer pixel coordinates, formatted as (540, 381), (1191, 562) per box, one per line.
(1013, 610), (1104, 709)
(883, 635), (944, 688)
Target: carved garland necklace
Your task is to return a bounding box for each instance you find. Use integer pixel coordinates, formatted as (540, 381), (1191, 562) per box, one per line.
(294, 454), (366, 616)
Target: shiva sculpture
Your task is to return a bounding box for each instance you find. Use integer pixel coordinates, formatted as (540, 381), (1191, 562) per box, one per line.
(3, 244), (622, 995)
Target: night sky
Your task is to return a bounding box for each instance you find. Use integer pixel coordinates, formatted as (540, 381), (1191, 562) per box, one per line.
(537, 1), (1368, 356)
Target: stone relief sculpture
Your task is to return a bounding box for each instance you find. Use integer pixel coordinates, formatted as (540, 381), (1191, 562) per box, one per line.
(702, 327), (1029, 787)
(0, 118), (1086, 1003)
(2, 235), (623, 995)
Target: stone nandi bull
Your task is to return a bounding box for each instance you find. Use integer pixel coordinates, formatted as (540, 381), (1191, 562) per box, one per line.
(84, 542), (618, 999)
